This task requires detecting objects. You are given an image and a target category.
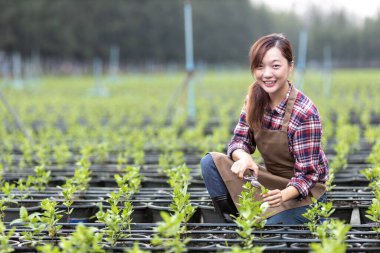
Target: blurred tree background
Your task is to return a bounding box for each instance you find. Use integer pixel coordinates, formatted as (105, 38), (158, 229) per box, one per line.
(0, 0), (379, 68)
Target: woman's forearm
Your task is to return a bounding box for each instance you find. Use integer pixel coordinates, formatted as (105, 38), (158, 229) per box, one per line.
(281, 186), (300, 201)
(231, 149), (252, 162)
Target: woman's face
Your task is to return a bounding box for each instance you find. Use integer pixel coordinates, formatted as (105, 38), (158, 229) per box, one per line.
(253, 46), (293, 99)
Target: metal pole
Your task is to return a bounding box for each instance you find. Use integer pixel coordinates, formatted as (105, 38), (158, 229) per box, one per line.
(323, 46), (332, 97)
(0, 90), (34, 144)
(184, 0), (195, 123)
(109, 45), (119, 83)
(296, 30), (308, 91)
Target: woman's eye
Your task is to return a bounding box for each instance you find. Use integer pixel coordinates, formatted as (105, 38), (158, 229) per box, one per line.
(273, 65), (280, 69)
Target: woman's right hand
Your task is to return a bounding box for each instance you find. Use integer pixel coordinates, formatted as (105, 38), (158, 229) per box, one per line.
(230, 151), (259, 179)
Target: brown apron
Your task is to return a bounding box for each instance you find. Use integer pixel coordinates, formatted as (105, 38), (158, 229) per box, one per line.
(210, 86), (326, 217)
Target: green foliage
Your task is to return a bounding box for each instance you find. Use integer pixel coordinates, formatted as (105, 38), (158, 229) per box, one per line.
(151, 212), (188, 253)
(37, 224), (104, 253)
(310, 219), (351, 253)
(96, 165), (142, 246)
(11, 206), (45, 245)
(53, 143), (72, 169)
(11, 199), (63, 243)
(230, 245), (265, 253)
(0, 220), (16, 253)
(58, 182), (76, 216)
(124, 242), (149, 253)
(27, 164), (51, 192)
(365, 192), (380, 232)
(233, 182), (269, 249)
(39, 199), (63, 237)
(69, 158), (92, 193)
(360, 166), (380, 190)
(114, 166), (143, 201)
(158, 151), (185, 176)
(303, 198), (335, 235)
(95, 142), (109, 164)
(96, 201), (133, 246)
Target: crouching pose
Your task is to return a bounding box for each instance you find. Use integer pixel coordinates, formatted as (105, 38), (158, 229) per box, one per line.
(201, 33), (329, 224)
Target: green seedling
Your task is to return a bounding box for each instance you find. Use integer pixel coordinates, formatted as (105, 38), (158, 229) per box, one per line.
(303, 198), (335, 235)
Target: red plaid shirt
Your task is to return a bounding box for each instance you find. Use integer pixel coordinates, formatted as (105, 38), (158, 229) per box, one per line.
(227, 87), (329, 199)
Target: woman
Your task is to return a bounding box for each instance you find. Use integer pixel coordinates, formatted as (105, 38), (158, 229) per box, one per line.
(201, 33), (329, 224)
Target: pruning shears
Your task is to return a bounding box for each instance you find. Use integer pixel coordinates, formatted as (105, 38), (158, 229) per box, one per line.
(243, 172), (262, 188)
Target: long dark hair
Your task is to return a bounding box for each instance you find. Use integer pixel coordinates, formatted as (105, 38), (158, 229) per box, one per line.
(246, 33), (294, 129)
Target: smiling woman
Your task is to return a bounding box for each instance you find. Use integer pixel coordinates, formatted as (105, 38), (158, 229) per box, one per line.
(201, 33), (329, 225)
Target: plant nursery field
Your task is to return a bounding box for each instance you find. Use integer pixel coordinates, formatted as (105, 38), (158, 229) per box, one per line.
(0, 69), (380, 252)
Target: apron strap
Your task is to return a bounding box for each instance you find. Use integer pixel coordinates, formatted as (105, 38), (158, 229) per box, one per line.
(281, 85), (298, 131)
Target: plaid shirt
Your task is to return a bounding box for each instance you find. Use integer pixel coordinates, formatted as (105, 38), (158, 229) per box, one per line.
(227, 87), (329, 199)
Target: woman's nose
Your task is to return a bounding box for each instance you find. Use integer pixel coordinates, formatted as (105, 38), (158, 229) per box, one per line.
(263, 67), (273, 78)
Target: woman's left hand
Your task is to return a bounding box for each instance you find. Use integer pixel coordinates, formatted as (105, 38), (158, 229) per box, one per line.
(262, 189), (283, 207)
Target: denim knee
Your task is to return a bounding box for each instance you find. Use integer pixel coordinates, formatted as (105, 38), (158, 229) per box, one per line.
(201, 153), (214, 179)
(200, 153), (229, 197)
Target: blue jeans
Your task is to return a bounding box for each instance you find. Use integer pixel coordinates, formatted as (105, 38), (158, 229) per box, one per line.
(201, 153), (328, 225)
(201, 153), (229, 197)
(266, 192), (327, 225)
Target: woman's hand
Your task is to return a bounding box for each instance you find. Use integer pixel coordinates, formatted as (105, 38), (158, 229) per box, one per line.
(230, 151), (259, 179)
(262, 189), (283, 207)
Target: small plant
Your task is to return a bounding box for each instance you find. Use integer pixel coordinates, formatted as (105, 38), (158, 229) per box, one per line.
(302, 198), (335, 235)
(158, 151), (185, 175)
(132, 149), (144, 166)
(26, 164), (51, 192)
(79, 143), (93, 161)
(151, 212), (188, 253)
(58, 182), (77, 219)
(20, 140), (34, 166)
(310, 219), (351, 253)
(170, 186), (195, 223)
(360, 166), (380, 190)
(116, 152), (128, 170)
(96, 165), (141, 246)
(0, 220), (16, 253)
(2, 153), (14, 172)
(114, 166), (143, 201)
(96, 201), (133, 246)
(39, 199), (63, 237)
(37, 224), (104, 253)
(124, 241), (149, 253)
(95, 142), (109, 164)
(233, 182), (269, 249)
(0, 182), (17, 221)
(70, 158), (92, 193)
(36, 145), (51, 166)
(365, 189), (380, 232)
(12, 199), (63, 244)
(12, 206), (44, 246)
(53, 143), (72, 169)
(230, 245), (265, 253)
(16, 178), (30, 200)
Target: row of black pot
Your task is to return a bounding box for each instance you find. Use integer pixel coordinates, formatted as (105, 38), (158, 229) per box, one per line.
(1, 197), (374, 225)
(2, 172), (371, 189)
(6, 224), (380, 252)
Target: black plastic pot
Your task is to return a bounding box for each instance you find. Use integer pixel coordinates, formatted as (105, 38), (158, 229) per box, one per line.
(3, 201), (41, 223)
(147, 202), (201, 223)
(331, 206), (353, 223)
(57, 202), (98, 223)
(196, 203), (225, 223)
(100, 202), (152, 223)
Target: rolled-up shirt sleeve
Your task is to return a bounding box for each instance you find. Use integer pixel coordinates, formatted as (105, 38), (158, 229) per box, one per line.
(287, 114), (323, 199)
(227, 105), (256, 159)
